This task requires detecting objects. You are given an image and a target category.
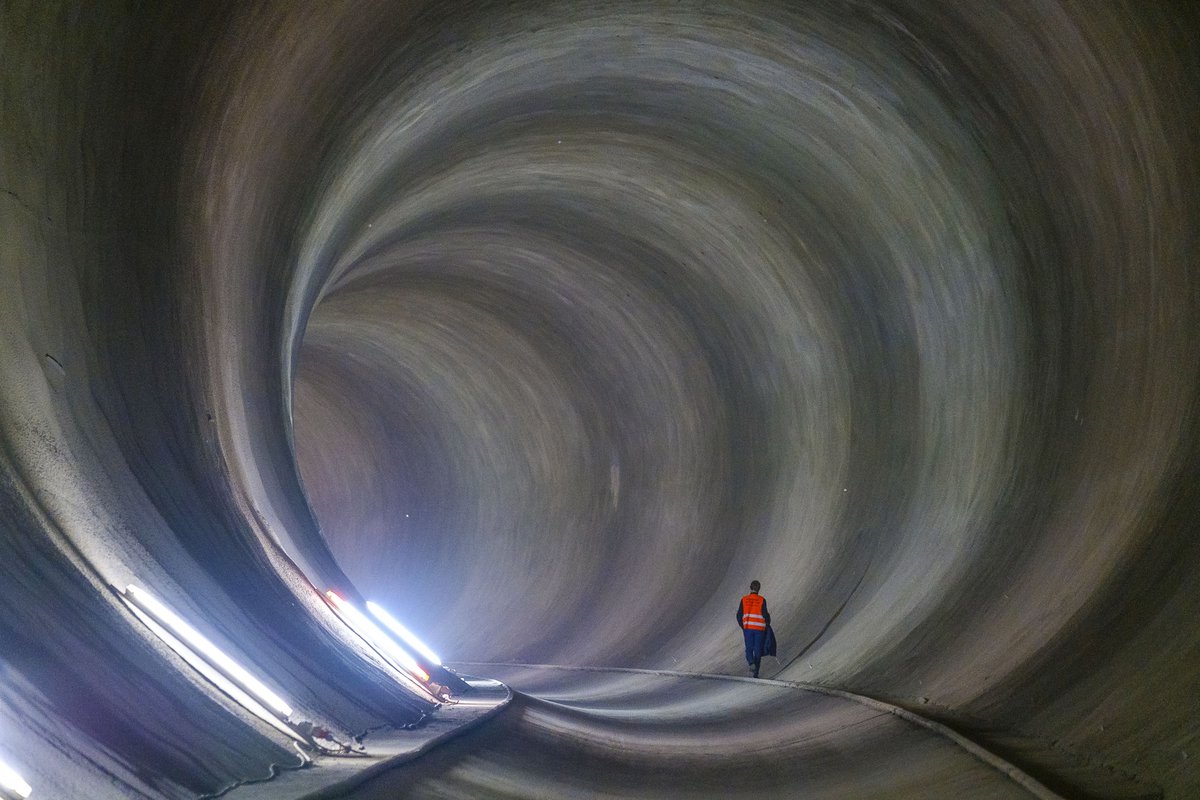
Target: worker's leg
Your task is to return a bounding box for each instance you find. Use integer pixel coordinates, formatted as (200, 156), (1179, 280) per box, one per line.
(744, 629), (764, 676)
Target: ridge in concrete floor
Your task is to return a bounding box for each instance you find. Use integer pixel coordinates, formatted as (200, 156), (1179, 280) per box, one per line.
(223, 678), (510, 800)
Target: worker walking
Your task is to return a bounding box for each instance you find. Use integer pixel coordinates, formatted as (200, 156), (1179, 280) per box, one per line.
(737, 580), (771, 678)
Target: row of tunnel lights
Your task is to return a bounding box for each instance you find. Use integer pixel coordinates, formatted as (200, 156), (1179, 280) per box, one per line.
(0, 584), (444, 798)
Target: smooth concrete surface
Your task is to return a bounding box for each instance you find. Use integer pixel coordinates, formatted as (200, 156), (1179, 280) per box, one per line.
(225, 678), (510, 800)
(2, 1), (1199, 798)
(347, 664), (1055, 799)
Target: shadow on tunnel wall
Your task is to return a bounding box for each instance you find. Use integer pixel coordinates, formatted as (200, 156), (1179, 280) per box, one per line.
(1, 0), (1198, 797)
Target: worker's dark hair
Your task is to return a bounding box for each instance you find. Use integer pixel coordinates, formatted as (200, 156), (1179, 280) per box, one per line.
(750, 580), (761, 592)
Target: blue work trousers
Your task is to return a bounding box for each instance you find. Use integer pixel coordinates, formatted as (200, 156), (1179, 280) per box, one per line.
(743, 628), (766, 667)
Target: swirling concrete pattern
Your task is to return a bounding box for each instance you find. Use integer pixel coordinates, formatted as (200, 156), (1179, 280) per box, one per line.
(348, 665), (1041, 799)
(1, 0), (1197, 798)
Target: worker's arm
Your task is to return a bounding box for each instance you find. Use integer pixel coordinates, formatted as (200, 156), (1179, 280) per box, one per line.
(762, 600), (771, 626)
(736, 600), (744, 628)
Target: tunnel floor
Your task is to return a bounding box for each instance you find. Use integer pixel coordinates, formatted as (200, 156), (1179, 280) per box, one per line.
(315, 665), (1052, 799)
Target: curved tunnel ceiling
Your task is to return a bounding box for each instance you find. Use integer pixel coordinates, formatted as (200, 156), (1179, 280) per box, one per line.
(2, 0), (1199, 797)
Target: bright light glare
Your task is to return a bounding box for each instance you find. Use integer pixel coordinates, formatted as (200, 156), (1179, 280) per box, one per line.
(122, 600), (305, 743)
(0, 756), (32, 799)
(366, 601), (441, 665)
(124, 585), (293, 717)
(325, 592), (430, 682)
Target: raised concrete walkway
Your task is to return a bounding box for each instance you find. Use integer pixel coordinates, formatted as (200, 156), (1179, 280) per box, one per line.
(223, 664), (1065, 800)
(459, 663), (1066, 800)
(223, 677), (510, 800)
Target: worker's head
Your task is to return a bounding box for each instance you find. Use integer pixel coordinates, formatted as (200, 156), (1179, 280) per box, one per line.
(750, 580), (761, 593)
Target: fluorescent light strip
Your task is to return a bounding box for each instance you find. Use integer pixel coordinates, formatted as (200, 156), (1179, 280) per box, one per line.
(366, 601), (442, 666)
(324, 594), (437, 702)
(325, 592), (432, 686)
(124, 585), (292, 718)
(121, 597), (306, 743)
(0, 757), (31, 800)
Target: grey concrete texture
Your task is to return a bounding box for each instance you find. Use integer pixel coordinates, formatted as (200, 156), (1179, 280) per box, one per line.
(1, 0), (1198, 797)
(351, 664), (1051, 799)
(227, 678), (511, 800)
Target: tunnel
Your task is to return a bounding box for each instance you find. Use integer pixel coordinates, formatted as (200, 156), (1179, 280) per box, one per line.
(2, 1), (1198, 797)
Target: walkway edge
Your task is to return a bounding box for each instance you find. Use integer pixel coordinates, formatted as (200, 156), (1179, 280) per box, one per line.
(450, 661), (1066, 800)
(296, 678), (513, 800)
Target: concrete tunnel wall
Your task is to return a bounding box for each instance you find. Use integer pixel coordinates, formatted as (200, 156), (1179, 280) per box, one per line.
(1, 0), (1198, 797)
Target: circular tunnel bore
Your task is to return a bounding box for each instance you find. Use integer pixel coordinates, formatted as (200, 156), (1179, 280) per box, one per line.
(2, 1), (1200, 798)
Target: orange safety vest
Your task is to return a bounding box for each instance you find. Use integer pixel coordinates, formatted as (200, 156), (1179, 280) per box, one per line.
(741, 594), (767, 631)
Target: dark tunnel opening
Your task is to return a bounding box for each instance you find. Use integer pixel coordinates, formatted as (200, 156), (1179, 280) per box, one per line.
(2, 1), (1199, 797)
